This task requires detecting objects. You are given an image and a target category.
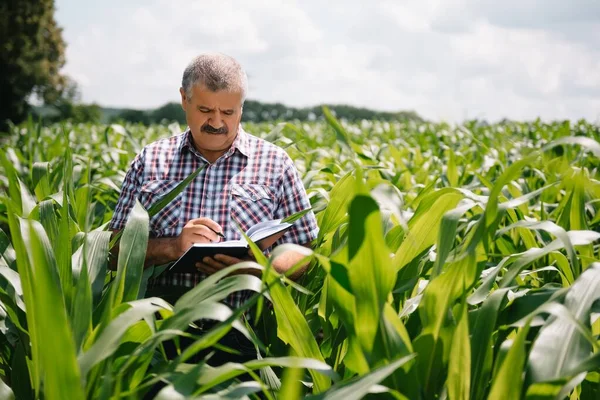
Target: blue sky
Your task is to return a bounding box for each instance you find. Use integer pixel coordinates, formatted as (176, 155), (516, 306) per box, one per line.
(54, 0), (600, 122)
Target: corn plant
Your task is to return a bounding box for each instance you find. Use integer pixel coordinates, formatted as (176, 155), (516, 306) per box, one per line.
(0, 114), (598, 399)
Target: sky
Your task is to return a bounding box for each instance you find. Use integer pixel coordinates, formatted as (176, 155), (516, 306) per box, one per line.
(54, 0), (600, 123)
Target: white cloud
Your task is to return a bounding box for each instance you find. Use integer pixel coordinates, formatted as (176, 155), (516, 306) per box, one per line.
(55, 0), (600, 122)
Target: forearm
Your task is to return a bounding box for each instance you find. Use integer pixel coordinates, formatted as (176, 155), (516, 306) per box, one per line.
(109, 231), (179, 271)
(145, 237), (179, 267)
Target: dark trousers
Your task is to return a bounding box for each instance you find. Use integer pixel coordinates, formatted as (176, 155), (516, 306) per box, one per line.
(142, 285), (259, 398)
(161, 320), (257, 364)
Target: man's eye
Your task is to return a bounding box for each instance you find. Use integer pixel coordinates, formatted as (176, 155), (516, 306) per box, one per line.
(199, 109), (210, 113)
(224, 111), (233, 116)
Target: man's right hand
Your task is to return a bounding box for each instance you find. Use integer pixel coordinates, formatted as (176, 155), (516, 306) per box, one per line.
(110, 217), (225, 271)
(172, 217), (224, 259)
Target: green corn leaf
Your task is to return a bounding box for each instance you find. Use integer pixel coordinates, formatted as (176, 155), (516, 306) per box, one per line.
(496, 220), (579, 281)
(469, 288), (511, 400)
(10, 344), (32, 400)
(305, 354), (416, 400)
(415, 250), (478, 397)
(322, 106), (353, 154)
(109, 164), (205, 249)
(279, 365), (306, 400)
(71, 235), (94, 351)
(237, 225), (330, 392)
(393, 188), (464, 272)
(175, 262), (264, 311)
(432, 200), (480, 279)
(0, 377), (15, 400)
(32, 161), (52, 201)
(527, 263), (600, 384)
(38, 199), (59, 251)
(488, 323), (531, 400)
(541, 136), (600, 158)
(0, 228), (17, 270)
(18, 177), (37, 218)
(499, 231), (600, 288)
(316, 171), (356, 243)
(82, 230), (112, 304)
(5, 203), (42, 396)
(447, 297), (471, 400)
(24, 218), (84, 399)
(447, 149), (459, 187)
(282, 207), (313, 224)
(347, 195), (395, 360)
(110, 199), (149, 306)
(56, 151), (74, 312)
(158, 301), (250, 343)
(79, 298), (166, 377)
(146, 165), (204, 217)
(525, 375), (584, 400)
(195, 357), (337, 390)
(374, 303), (417, 398)
(265, 275), (330, 392)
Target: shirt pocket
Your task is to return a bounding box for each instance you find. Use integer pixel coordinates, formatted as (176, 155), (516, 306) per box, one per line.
(229, 183), (277, 234)
(139, 179), (182, 237)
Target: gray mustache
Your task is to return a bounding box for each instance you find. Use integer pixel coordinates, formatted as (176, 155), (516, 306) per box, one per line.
(202, 124), (228, 134)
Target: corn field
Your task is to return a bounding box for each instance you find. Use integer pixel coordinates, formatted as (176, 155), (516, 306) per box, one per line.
(0, 112), (599, 399)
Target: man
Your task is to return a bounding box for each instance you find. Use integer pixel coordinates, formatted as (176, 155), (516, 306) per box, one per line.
(108, 53), (319, 364)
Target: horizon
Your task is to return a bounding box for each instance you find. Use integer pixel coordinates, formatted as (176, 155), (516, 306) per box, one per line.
(54, 0), (600, 123)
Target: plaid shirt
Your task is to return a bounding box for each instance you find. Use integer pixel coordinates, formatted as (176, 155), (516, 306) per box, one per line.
(109, 125), (319, 309)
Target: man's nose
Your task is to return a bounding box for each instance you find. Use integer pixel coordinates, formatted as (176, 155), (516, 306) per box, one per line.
(209, 111), (224, 127)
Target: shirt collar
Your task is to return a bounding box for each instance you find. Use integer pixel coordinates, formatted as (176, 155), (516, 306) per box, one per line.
(230, 125), (251, 157)
(179, 124), (251, 159)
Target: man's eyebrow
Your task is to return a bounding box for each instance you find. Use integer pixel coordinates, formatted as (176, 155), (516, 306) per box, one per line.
(196, 105), (234, 112)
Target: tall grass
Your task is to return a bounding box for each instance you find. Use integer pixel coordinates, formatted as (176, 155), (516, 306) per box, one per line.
(0, 115), (599, 399)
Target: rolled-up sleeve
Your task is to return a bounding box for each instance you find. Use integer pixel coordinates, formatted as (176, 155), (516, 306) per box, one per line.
(273, 157), (319, 246)
(108, 152), (144, 231)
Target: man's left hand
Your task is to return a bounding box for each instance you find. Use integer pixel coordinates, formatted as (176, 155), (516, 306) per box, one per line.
(196, 253), (258, 276)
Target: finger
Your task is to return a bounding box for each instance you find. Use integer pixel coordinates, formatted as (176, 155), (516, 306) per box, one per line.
(202, 256), (226, 270)
(192, 231), (218, 243)
(191, 225), (222, 242)
(182, 233), (211, 246)
(187, 225), (219, 242)
(189, 218), (224, 235)
(214, 254), (242, 266)
(196, 262), (219, 275)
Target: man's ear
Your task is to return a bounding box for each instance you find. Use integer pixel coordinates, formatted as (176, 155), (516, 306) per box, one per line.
(179, 87), (187, 111)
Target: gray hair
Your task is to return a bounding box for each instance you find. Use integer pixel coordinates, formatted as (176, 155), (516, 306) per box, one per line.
(181, 53), (248, 103)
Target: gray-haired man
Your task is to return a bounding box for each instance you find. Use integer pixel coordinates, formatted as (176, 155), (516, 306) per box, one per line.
(109, 53), (319, 367)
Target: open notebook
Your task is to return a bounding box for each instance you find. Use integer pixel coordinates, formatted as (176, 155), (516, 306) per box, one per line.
(168, 219), (293, 273)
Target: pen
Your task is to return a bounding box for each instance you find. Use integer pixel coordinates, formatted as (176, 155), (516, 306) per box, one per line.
(207, 226), (226, 240)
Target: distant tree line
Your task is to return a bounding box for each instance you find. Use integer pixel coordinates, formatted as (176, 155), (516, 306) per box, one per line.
(240, 101), (424, 123)
(29, 97), (424, 127)
(110, 100), (424, 125)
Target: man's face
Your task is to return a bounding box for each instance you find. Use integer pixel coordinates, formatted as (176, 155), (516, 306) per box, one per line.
(180, 84), (243, 155)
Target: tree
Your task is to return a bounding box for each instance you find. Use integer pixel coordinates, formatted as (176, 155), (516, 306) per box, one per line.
(0, 0), (68, 131)
(45, 102), (103, 124)
(150, 102), (186, 124)
(49, 76), (102, 123)
(111, 109), (152, 125)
